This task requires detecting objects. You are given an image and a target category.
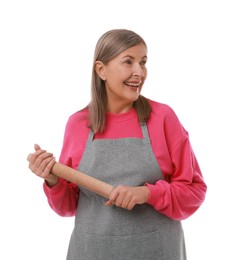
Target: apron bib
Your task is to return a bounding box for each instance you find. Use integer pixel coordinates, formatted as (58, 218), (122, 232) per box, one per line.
(67, 124), (186, 260)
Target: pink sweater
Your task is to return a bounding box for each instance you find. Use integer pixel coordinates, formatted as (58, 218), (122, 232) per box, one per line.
(43, 99), (207, 220)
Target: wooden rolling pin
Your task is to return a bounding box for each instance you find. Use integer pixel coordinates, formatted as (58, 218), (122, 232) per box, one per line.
(27, 151), (113, 198)
(51, 162), (113, 198)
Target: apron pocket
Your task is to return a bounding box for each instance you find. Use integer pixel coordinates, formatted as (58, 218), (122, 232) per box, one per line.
(84, 230), (164, 260)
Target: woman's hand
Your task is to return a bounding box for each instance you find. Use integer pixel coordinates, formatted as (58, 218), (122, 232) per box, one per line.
(105, 185), (150, 210)
(27, 144), (58, 186)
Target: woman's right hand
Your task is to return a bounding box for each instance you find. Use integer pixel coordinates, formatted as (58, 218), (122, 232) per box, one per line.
(27, 144), (58, 187)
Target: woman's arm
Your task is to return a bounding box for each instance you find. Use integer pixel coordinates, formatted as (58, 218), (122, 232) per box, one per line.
(146, 137), (207, 220)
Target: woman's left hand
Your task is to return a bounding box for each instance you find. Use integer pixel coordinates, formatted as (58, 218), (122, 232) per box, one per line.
(105, 185), (150, 210)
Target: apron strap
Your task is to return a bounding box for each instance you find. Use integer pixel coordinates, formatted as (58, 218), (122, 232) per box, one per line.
(140, 123), (151, 144)
(87, 129), (95, 143)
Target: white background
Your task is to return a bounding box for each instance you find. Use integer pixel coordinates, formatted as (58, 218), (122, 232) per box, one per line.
(0, 0), (241, 259)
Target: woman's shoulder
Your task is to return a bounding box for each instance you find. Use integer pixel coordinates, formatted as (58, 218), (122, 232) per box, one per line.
(147, 98), (186, 132)
(148, 98), (177, 118)
(147, 98), (188, 144)
(65, 107), (89, 132)
(68, 107), (89, 123)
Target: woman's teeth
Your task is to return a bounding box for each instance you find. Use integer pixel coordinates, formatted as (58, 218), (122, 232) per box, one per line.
(125, 81), (141, 87)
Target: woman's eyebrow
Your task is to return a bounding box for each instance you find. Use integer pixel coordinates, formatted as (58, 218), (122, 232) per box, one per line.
(122, 55), (148, 59)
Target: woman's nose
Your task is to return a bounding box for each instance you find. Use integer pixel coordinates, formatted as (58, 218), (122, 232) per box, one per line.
(133, 63), (145, 77)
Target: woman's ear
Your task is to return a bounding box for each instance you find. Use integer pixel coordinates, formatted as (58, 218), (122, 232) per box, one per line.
(94, 61), (106, 81)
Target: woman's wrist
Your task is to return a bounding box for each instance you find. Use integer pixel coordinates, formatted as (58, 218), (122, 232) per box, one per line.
(45, 174), (59, 187)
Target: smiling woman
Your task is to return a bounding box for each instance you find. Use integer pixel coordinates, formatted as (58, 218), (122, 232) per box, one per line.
(27, 29), (207, 260)
(89, 29), (151, 133)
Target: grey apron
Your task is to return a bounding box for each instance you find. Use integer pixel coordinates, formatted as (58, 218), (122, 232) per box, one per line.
(66, 124), (186, 260)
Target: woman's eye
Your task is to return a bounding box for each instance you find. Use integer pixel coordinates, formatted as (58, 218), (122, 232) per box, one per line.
(140, 60), (147, 66)
(124, 60), (132, 65)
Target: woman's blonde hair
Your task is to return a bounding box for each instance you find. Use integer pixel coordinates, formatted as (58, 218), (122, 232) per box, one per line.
(88, 29), (151, 133)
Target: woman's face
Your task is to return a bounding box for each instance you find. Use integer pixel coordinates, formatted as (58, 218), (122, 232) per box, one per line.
(96, 43), (147, 113)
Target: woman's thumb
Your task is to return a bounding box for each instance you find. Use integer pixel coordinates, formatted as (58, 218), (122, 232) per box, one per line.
(34, 144), (41, 151)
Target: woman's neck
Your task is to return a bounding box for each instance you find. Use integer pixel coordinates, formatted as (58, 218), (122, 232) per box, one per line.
(106, 101), (134, 114)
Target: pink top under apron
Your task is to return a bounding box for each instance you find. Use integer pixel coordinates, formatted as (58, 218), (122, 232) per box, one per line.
(43, 99), (207, 220)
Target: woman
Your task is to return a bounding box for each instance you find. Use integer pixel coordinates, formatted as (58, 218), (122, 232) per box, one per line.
(28, 29), (207, 260)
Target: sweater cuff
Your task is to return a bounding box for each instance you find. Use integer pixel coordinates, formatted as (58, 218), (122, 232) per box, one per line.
(43, 178), (62, 194)
(145, 183), (163, 206)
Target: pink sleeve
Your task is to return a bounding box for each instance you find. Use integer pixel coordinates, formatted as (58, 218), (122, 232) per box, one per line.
(145, 102), (207, 220)
(42, 111), (89, 217)
(146, 136), (207, 220)
(43, 178), (79, 217)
